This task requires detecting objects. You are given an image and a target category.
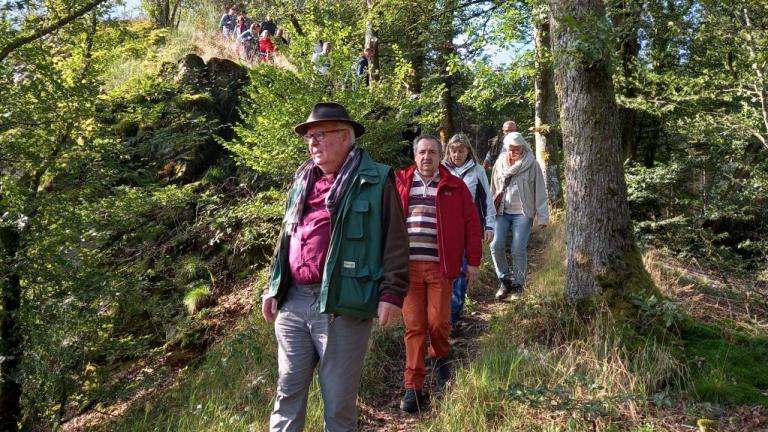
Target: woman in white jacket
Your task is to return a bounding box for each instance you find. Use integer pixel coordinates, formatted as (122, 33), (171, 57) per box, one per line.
(442, 133), (496, 328)
(489, 132), (549, 301)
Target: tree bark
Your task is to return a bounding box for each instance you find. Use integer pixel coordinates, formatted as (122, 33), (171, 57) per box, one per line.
(611, 0), (641, 161)
(741, 6), (768, 148)
(533, 7), (562, 207)
(0, 0), (109, 63)
(0, 19), (95, 427)
(550, 0), (639, 301)
(288, 15), (306, 37)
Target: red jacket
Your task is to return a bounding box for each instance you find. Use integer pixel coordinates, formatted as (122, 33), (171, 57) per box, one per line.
(395, 164), (483, 278)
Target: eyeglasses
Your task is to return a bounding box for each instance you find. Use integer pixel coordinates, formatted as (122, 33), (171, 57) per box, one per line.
(303, 129), (346, 143)
(507, 147), (523, 153)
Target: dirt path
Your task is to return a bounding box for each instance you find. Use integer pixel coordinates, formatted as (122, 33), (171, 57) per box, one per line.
(356, 240), (538, 431)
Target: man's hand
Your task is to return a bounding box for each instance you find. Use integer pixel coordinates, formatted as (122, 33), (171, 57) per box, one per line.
(377, 301), (402, 327)
(482, 160), (492, 170)
(484, 230), (494, 244)
(262, 296), (278, 322)
(467, 265), (479, 284)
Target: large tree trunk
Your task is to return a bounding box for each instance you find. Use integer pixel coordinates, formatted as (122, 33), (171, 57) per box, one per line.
(611, 0), (641, 161)
(533, 7), (562, 207)
(550, 0), (642, 301)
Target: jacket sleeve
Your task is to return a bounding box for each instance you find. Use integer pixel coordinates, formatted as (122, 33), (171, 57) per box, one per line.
(379, 175), (410, 307)
(476, 164), (496, 231)
(534, 161), (550, 225)
(461, 182), (483, 267)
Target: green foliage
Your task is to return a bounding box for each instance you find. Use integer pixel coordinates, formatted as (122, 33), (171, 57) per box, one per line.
(229, 53), (420, 175)
(682, 320), (768, 406)
(504, 379), (639, 425)
(556, 11), (617, 69)
(183, 282), (212, 315)
(107, 313), (278, 431)
(457, 57), (535, 132)
(615, 0), (768, 284)
(631, 294), (683, 331)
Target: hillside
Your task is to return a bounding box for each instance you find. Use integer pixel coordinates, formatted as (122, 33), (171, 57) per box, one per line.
(3, 2), (768, 431)
(64, 214), (768, 431)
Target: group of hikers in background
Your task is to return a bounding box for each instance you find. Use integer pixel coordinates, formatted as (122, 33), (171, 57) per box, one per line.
(219, 5), (375, 84)
(260, 102), (549, 431)
(219, 5), (285, 63)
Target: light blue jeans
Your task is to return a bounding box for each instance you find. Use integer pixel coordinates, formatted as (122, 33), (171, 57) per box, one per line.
(490, 213), (533, 286)
(450, 255), (468, 325)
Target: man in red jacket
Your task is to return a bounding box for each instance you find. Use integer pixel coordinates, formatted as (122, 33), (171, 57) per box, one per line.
(394, 134), (483, 413)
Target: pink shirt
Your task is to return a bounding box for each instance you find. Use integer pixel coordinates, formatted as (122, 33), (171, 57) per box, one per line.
(289, 172), (335, 285)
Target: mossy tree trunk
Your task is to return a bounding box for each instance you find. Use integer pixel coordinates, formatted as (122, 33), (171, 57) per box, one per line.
(550, 0), (648, 303)
(533, 6), (562, 208)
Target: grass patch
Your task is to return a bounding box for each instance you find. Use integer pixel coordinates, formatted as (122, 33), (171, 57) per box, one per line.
(424, 211), (688, 431)
(682, 320), (768, 406)
(107, 271), (275, 431)
(107, 318), (276, 431)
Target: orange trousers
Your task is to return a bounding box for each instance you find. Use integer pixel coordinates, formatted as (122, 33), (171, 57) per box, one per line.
(403, 261), (453, 390)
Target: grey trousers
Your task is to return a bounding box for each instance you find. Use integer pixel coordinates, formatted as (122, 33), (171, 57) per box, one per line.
(269, 284), (373, 432)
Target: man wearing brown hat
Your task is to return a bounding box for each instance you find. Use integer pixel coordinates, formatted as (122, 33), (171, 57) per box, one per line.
(262, 102), (410, 431)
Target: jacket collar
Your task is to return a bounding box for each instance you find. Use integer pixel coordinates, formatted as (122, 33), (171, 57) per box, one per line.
(355, 150), (381, 184)
(400, 163), (462, 189)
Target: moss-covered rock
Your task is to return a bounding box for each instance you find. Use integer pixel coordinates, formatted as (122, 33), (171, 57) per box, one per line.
(115, 118), (140, 137)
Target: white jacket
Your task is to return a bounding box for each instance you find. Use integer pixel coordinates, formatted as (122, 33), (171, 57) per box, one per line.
(442, 159), (497, 231)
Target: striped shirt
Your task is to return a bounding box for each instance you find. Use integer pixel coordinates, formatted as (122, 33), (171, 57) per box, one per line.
(407, 171), (440, 262)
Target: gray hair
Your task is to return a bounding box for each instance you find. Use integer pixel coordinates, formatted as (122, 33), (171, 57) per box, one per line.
(412, 134), (442, 157)
(503, 132), (530, 153)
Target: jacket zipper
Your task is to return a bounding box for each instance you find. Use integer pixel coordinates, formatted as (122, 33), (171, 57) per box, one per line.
(436, 181), (449, 276)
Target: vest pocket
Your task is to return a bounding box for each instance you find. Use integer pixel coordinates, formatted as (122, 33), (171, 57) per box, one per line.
(345, 199), (369, 239)
(336, 265), (378, 314)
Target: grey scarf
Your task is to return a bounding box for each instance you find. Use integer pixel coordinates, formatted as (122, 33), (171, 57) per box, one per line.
(285, 145), (363, 230)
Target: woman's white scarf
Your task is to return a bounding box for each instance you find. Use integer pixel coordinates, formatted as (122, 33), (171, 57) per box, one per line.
(491, 150), (535, 196)
(443, 157), (476, 178)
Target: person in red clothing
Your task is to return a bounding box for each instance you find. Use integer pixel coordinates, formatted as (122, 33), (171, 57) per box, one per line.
(394, 134), (483, 413)
(258, 30), (276, 62)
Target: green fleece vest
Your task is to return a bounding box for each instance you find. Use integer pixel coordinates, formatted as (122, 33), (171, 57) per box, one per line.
(267, 151), (390, 318)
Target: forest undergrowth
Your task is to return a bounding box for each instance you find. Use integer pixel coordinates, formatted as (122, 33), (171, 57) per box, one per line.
(63, 211), (768, 432)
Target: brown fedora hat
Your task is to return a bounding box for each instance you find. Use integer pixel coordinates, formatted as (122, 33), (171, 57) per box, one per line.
(294, 102), (365, 138)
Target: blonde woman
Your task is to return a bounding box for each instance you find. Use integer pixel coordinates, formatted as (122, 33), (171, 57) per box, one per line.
(441, 133), (496, 328)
